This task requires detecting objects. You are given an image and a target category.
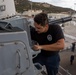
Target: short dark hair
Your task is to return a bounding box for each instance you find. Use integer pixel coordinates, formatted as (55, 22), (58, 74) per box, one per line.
(34, 13), (48, 26)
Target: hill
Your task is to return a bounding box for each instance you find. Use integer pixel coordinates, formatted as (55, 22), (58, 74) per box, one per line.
(14, 0), (74, 14)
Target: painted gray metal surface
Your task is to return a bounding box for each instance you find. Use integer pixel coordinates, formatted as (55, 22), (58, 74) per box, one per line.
(0, 31), (36, 75)
(0, 17), (43, 75)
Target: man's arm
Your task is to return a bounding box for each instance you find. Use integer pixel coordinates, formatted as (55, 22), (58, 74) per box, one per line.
(33, 38), (65, 51)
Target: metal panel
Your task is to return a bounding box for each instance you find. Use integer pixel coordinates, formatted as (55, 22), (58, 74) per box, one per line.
(0, 31), (36, 75)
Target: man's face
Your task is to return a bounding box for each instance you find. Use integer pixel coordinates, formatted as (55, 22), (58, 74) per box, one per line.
(34, 22), (48, 34)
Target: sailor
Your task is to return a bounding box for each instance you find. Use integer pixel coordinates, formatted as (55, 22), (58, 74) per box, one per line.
(30, 12), (65, 75)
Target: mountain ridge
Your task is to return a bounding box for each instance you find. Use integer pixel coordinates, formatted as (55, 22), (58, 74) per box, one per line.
(14, 0), (74, 14)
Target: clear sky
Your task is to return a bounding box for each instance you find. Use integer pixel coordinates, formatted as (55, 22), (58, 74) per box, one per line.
(30, 0), (76, 10)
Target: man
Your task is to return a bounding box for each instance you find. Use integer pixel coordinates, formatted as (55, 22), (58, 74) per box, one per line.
(30, 13), (65, 75)
(70, 54), (74, 65)
(71, 42), (76, 52)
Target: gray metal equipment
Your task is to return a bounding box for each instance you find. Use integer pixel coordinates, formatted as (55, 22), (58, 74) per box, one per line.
(0, 16), (43, 75)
